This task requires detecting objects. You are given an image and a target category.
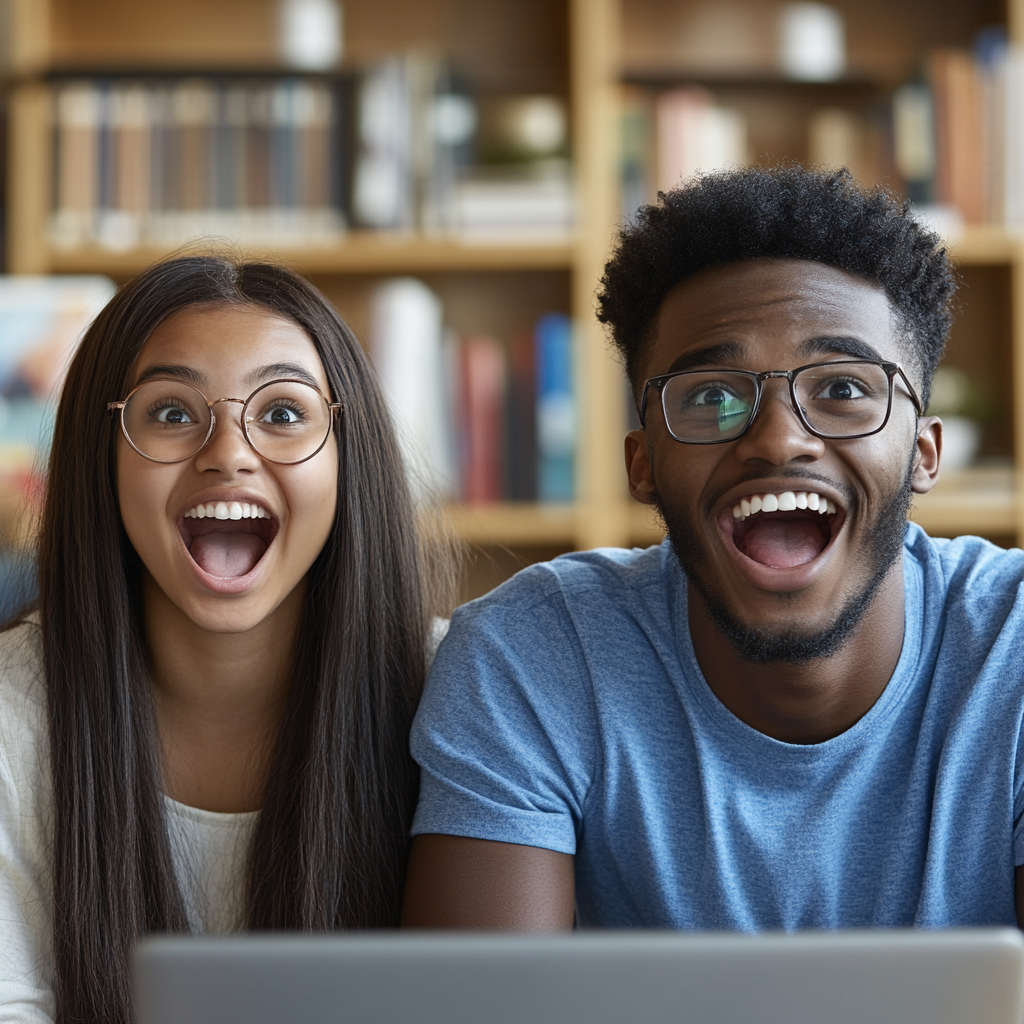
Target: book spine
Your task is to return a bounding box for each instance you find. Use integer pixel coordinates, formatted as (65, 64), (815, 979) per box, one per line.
(535, 313), (575, 503)
(505, 328), (537, 501)
(53, 81), (100, 247)
(460, 335), (506, 503)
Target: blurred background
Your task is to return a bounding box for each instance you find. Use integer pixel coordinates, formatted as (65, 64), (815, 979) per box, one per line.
(0, 0), (1020, 610)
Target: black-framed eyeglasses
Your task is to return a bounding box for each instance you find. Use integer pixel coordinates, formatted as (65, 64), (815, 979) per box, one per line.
(108, 378), (344, 465)
(638, 360), (924, 445)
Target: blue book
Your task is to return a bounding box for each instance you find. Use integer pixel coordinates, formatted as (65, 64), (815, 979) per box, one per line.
(535, 313), (575, 502)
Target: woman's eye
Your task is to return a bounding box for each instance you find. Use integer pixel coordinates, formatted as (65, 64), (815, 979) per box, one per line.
(262, 405), (303, 425)
(816, 378), (867, 401)
(153, 404), (194, 424)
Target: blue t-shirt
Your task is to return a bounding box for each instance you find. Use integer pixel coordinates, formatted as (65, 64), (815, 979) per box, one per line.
(411, 524), (1024, 930)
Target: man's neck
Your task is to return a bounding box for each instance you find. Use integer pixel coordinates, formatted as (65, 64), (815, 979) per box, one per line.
(687, 562), (907, 744)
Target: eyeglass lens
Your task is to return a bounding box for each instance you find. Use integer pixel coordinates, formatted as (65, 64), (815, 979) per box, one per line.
(121, 379), (333, 464)
(660, 362), (893, 442)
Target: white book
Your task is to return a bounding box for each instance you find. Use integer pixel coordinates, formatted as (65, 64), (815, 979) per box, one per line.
(369, 278), (456, 499)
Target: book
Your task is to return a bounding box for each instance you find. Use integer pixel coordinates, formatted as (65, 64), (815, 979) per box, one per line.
(505, 328), (537, 501)
(0, 276), (115, 547)
(459, 335), (506, 504)
(535, 313), (575, 503)
(368, 277), (457, 500)
(656, 88), (747, 192)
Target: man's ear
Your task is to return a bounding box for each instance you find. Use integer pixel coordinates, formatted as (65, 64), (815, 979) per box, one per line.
(625, 429), (657, 505)
(912, 415), (942, 495)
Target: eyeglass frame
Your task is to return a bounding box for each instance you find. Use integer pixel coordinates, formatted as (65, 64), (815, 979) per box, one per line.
(107, 377), (344, 466)
(637, 359), (925, 445)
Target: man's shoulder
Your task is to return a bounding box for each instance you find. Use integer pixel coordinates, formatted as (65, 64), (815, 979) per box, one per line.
(905, 523), (1024, 606)
(459, 541), (676, 622)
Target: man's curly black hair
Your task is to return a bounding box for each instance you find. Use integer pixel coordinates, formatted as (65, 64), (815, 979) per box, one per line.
(597, 166), (957, 408)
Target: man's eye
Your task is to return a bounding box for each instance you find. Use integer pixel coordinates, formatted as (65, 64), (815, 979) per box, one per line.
(689, 386), (738, 407)
(816, 378), (868, 401)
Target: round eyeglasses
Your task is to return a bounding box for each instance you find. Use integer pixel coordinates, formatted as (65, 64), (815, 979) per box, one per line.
(108, 378), (344, 465)
(638, 360), (923, 444)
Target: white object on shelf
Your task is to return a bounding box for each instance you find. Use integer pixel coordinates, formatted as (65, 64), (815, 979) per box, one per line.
(939, 416), (983, 472)
(369, 278), (457, 499)
(279, 0), (343, 71)
(778, 3), (845, 81)
(656, 90), (748, 192)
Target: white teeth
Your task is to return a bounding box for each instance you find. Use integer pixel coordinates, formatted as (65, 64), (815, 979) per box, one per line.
(729, 491), (839, 523)
(183, 500), (271, 520)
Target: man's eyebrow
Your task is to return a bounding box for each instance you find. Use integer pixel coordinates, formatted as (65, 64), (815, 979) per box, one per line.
(242, 363), (321, 389)
(133, 364), (207, 387)
(797, 335), (885, 362)
(666, 343), (746, 375)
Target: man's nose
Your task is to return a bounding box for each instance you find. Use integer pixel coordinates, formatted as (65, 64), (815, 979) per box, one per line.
(731, 377), (827, 466)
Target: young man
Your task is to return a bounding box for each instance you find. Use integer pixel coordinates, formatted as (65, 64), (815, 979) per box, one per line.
(402, 167), (1024, 931)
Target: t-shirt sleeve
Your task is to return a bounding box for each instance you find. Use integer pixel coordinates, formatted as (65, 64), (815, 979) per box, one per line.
(410, 575), (598, 855)
(0, 624), (56, 1023)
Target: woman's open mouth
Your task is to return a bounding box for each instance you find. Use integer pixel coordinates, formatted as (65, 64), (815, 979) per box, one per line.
(725, 490), (842, 569)
(178, 501), (279, 580)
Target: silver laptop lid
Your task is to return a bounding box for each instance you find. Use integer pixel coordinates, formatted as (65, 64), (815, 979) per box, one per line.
(133, 929), (1024, 1024)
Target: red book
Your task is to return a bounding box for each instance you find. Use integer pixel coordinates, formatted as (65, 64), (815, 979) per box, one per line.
(459, 335), (506, 503)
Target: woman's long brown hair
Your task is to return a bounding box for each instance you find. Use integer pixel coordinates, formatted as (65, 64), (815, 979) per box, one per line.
(36, 256), (431, 1023)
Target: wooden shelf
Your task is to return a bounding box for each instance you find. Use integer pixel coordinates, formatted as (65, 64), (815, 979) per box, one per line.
(910, 465), (1017, 537)
(46, 234), (577, 277)
(444, 502), (579, 546)
(946, 227), (1022, 266)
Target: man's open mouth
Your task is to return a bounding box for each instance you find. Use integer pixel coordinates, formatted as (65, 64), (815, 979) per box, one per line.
(178, 501), (279, 580)
(726, 490), (841, 569)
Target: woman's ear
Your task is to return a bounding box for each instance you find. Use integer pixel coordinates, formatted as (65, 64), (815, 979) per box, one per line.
(625, 430), (657, 505)
(912, 416), (942, 495)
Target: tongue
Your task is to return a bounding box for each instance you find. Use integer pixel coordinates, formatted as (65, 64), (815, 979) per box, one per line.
(740, 517), (826, 568)
(189, 533), (266, 578)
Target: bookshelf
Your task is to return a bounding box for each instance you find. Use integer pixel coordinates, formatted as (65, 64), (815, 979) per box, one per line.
(5, 0), (1024, 590)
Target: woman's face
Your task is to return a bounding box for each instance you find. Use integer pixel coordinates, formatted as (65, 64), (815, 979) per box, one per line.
(116, 303), (339, 634)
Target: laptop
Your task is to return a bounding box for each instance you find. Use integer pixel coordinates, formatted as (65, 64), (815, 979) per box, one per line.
(132, 929), (1024, 1024)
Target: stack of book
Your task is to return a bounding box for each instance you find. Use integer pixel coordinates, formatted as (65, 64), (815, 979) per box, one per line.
(369, 278), (575, 505)
(622, 33), (1024, 235)
(49, 58), (575, 251)
(51, 78), (347, 250)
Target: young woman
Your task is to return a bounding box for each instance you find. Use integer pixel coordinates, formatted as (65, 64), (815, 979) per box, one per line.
(0, 255), (444, 1024)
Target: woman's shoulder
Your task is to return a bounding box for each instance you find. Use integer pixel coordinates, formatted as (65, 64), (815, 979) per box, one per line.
(0, 614), (48, 774)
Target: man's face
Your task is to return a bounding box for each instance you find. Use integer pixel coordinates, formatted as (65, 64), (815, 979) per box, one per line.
(625, 258), (940, 662)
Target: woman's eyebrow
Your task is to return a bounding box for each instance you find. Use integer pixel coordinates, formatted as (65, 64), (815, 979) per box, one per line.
(134, 364), (207, 387)
(243, 363), (321, 389)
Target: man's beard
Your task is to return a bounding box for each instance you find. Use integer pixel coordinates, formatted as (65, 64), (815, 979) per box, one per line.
(656, 458), (915, 665)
